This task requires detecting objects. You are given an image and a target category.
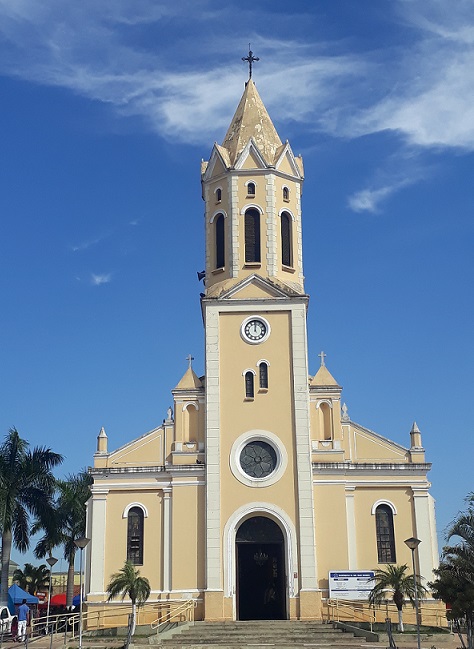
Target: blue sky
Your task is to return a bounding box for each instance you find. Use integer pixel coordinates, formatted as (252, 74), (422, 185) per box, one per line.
(1, 0), (473, 568)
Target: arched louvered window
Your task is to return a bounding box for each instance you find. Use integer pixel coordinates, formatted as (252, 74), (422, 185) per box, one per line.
(127, 506), (144, 565)
(247, 182), (256, 197)
(281, 211), (292, 267)
(259, 362), (268, 389)
(216, 188), (222, 202)
(376, 505), (396, 563)
(215, 213), (225, 269)
(283, 186), (289, 201)
(245, 371), (255, 398)
(245, 208), (261, 263)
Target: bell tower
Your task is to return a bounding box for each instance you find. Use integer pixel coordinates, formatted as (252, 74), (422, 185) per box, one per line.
(201, 79), (305, 296)
(200, 73), (318, 620)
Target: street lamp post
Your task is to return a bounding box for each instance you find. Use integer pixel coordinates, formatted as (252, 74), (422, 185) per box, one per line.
(405, 537), (422, 649)
(74, 537), (90, 649)
(45, 555), (57, 640)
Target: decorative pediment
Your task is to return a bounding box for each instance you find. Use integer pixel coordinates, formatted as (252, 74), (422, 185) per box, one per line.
(217, 274), (298, 300)
(274, 142), (304, 179)
(234, 138), (269, 170)
(351, 422), (409, 462)
(201, 144), (230, 182)
(108, 426), (164, 466)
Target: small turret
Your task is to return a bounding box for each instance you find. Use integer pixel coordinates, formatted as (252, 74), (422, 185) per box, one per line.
(410, 421), (423, 449)
(409, 421), (426, 463)
(96, 426), (108, 454)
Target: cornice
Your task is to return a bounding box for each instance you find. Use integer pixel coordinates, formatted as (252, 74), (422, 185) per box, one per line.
(312, 461), (432, 475)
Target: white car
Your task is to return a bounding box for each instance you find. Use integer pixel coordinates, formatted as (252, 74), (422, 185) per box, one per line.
(0, 605), (18, 636)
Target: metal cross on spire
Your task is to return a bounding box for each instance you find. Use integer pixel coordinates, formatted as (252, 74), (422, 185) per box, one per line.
(186, 354), (194, 369)
(242, 45), (259, 80)
(318, 351), (327, 367)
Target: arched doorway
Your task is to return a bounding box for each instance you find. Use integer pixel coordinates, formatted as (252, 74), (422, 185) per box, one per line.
(236, 516), (287, 620)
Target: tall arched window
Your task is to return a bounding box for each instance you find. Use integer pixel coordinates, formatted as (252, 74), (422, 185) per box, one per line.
(215, 213), (225, 269)
(376, 505), (396, 563)
(259, 362), (268, 389)
(283, 186), (289, 201)
(281, 211), (292, 267)
(245, 371), (255, 398)
(127, 507), (144, 565)
(247, 182), (256, 197)
(216, 188), (222, 202)
(245, 208), (261, 263)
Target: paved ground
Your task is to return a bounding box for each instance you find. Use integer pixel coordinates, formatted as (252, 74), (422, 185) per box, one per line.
(0, 630), (464, 649)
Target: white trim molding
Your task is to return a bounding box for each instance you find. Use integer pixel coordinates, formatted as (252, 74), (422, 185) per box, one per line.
(256, 359), (270, 367)
(315, 399), (333, 409)
(223, 502), (298, 600)
(371, 500), (398, 515)
(182, 401), (199, 412)
(240, 203), (263, 215)
(278, 207), (296, 221)
(229, 430), (288, 488)
(122, 502), (149, 518)
(210, 209), (228, 224)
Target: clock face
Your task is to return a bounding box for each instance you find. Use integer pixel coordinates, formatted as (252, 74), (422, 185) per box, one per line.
(243, 319), (267, 341)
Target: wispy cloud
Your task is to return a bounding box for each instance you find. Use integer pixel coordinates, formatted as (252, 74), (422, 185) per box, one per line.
(1, 0), (473, 212)
(348, 178), (414, 214)
(72, 233), (110, 252)
(91, 272), (112, 286)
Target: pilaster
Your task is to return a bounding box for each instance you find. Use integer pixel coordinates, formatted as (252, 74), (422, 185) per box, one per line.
(88, 488), (108, 595)
(345, 486), (357, 569)
(162, 488), (172, 592)
(205, 306), (221, 590)
(291, 305), (317, 590)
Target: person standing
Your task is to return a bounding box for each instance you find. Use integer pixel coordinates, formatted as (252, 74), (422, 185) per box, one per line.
(17, 599), (29, 642)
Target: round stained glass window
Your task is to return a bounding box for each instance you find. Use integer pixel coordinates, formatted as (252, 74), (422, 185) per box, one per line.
(239, 441), (277, 478)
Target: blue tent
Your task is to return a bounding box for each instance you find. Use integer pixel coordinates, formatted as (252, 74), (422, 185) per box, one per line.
(8, 584), (39, 614)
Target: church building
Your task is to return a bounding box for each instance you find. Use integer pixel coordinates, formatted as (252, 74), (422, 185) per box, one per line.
(85, 73), (439, 622)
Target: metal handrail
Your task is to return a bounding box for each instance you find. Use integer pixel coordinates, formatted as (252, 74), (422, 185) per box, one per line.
(325, 598), (448, 629)
(30, 611), (79, 639)
(150, 600), (196, 631)
(326, 599), (376, 630)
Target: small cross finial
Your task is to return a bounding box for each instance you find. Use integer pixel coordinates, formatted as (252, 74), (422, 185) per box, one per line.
(318, 351), (327, 367)
(186, 354), (194, 369)
(242, 44), (259, 80)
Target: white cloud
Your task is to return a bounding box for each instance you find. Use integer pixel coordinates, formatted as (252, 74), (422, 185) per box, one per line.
(0, 0), (473, 216)
(91, 273), (112, 286)
(348, 179), (413, 214)
(72, 234), (109, 252)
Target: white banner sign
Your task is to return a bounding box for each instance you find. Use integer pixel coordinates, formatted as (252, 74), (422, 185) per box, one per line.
(329, 570), (375, 600)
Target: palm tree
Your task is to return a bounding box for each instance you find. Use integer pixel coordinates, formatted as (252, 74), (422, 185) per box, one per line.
(0, 428), (63, 605)
(34, 470), (92, 606)
(106, 561), (150, 647)
(13, 563), (50, 595)
(369, 564), (427, 632)
(444, 497), (474, 575)
(430, 495), (474, 649)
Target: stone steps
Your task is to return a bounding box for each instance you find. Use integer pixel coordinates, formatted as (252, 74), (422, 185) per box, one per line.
(152, 621), (369, 649)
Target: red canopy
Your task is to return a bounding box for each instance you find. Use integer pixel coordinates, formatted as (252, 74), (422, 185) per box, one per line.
(49, 593), (67, 606)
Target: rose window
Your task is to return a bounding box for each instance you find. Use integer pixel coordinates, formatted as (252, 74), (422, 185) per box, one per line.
(239, 441), (277, 478)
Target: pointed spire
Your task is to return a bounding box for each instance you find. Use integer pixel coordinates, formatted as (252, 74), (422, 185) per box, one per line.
(96, 426), (108, 454)
(175, 356), (203, 390)
(410, 421), (423, 449)
(221, 79), (282, 165)
(310, 363), (340, 387)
